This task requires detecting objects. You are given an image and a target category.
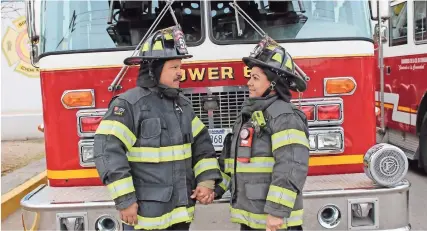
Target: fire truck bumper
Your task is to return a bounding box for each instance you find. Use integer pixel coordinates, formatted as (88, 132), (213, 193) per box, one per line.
(20, 174), (410, 231)
(20, 184), (121, 231)
(215, 173), (411, 231)
(301, 173), (410, 230)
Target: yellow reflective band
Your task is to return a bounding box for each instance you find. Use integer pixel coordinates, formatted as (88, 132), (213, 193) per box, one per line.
(141, 42), (149, 52)
(96, 120), (136, 150)
(132, 206), (195, 230)
(224, 157), (275, 174)
(266, 185), (297, 209)
(272, 53), (283, 63)
(164, 33), (173, 40)
(128, 143), (192, 163)
(271, 129), (309, 152)
(230, 207), (303, 229)
(219, 171), (231, 191)
(107, 176), (135, 200)
(153, 40), (163, 50)
(285, 57), (293, 70)
(194, 158), (220, 178)
(286, 209), (303, 227)
(191, 116), (205, 138)
(224, 159), (232, 173)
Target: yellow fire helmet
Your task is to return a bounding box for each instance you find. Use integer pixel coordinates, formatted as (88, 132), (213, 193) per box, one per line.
(242, 37), (307, 92)
(124, 25), (193, 65)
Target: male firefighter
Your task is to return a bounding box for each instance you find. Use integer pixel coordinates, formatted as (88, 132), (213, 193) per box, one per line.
(214, 37), (310, 231)
(94, 26), (222, 230)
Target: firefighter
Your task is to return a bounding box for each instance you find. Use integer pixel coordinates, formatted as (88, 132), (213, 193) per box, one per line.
(214, 37), (310, 231)
(94, 26), (222, 231)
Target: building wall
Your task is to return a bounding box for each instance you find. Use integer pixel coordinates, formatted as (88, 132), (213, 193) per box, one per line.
(1, 0), (43, 140)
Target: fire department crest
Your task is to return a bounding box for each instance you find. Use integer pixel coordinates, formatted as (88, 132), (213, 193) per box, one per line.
(1, 15), (39, 78)
(172, 26), (188, 55)
(250, 39), (266, 58)
(250, 36), (279, 58)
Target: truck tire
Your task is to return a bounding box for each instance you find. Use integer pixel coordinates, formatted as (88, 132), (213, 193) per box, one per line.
(419, 113), (427, 173)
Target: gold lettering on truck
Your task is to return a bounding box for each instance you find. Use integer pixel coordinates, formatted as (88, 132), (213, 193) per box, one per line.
(244, 66), (251, 78)
(181, 65), (244, 82)
(208, 67), (219, 80)
(180, 69), (186, 81)
(189, 68), (205, 81)
(221, 67), (234, 79)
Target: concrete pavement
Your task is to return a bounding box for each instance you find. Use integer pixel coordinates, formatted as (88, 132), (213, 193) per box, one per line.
(2, 165), (426, 230)
(1, 158), (46, 195)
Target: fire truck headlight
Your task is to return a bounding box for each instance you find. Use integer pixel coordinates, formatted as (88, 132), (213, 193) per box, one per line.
(79, 140), (95, 167)
(308, 128), (344, 154)
(318, 204), (341, 229)
(309, 135), (316, 150)
(317, 133), (342, 150)
(363, 143), (408, 187)
(82, 146), (94, 162)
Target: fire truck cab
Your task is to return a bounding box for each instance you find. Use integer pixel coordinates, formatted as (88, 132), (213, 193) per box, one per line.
(374, 0), (427, 173)
(21, 0), (412, 230)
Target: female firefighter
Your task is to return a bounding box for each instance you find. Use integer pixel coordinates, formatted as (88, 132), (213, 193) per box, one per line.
(214, 37), (310, 231)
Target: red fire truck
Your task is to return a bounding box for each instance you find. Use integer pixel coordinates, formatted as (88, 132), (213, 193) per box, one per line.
(21, 0), (412, 230)
(374, 0), (427, 173)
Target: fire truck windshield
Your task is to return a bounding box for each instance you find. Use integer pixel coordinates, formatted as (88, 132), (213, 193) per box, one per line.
(38, 0), (371, 55)
(39, 0), (203, 54)
(210, 0), (372, 43)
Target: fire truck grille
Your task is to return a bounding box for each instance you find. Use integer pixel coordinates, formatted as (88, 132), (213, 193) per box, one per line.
(184, 90), (249, 129)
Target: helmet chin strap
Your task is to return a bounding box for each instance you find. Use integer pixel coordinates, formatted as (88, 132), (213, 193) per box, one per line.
(261, 81), (276, 97)
(148, 61), (157, 84)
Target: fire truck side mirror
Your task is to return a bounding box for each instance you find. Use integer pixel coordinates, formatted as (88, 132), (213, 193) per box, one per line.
(25, 0), (41, 67)
(374, 24), (388, 43)
(370, 0), (391, 21)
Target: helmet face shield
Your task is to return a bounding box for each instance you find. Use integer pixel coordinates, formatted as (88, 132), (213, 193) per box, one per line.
(243, 37), (307, 92)
(124, 26), (193, 65)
